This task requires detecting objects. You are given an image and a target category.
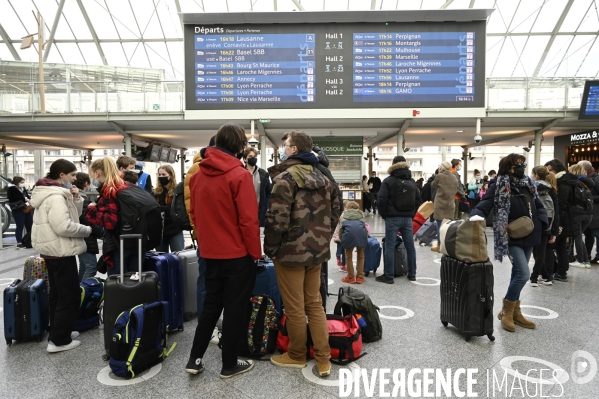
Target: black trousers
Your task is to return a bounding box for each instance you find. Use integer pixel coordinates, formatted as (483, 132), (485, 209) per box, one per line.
(46, 257), (80, 346)
(531, 234), (549, 282)
(545, 240), (556, 279)
(554, 234), (570, 276)
(189, 255), (256, 369)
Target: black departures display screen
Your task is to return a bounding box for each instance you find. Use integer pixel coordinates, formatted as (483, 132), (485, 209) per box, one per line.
(184, 21), (486, 110)
(579, 80), (599, 120)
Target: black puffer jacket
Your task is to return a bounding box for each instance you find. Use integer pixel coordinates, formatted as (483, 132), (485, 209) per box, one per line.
(587, 171), (599, 229)
(378, 162), (423, 219)
(155, 190), (181, 239)
(79, 193), (104, 254)
(556, 172), (581, 236)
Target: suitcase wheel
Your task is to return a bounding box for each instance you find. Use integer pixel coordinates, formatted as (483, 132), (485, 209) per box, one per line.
(464, 335), (472, 342)
(6, 339), (11, 346)
(102, 354), (109, 361)
(441, 321), (448, 327)
(487, 334), (495, 342)
(178, 325), (184, 332)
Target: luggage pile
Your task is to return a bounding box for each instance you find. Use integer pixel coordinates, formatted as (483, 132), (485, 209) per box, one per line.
(412, 201), (437, 247)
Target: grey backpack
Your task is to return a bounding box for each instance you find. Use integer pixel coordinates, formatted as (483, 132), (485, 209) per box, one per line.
(537, 189), (555, 230)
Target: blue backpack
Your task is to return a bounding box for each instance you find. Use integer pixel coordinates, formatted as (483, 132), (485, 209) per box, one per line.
(74, 278), (104, 332)
(109, 301), (176, 379)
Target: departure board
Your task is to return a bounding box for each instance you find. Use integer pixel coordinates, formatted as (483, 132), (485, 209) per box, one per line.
(184, 22), (485, 110)
(579, 80), (599, 119)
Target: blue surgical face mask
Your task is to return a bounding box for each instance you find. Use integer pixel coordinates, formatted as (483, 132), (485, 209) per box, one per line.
(61, 176), (72, 189)
(279, 146), (288, 162)
(457, 166), (462, 171)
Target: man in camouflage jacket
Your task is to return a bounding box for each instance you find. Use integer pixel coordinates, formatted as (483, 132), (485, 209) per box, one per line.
(264, 130), (340, 377)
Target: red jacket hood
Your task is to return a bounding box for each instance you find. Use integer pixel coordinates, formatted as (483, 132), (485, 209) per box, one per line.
(36, 178), (61, 187)
(200, 147), (243, 176)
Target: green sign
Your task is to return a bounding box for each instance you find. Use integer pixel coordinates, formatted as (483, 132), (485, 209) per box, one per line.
(152, 104), (160, 110)
(312, 138), (363, 156)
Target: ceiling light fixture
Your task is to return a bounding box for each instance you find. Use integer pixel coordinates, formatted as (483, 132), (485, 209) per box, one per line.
(456, 130), (464, 133)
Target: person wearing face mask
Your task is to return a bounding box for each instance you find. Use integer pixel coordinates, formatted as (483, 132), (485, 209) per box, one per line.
(467, 169), (483, 208)
(7, 176), (33, 249)
(470, 154), (548, 333)
(566, 164), (594, 268)
(242, 147), (272, 227)
(154, 165), (184, 253)
(450, 159), (466, 218)
(30, 159), (93, 353)
(135, 162), (153, 194)
(73, 173), (105, 281)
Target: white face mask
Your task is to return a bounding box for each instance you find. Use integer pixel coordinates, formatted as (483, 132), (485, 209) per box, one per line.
(18, 183), (26, 188)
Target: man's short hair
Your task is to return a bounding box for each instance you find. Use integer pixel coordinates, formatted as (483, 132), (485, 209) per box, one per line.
(122, 170), (138, 185)
(282, 130), (313, 153)
(451, 159), (461, 167)
(116, 155), (135, 170)
(488, 170), (497, 176)
(243, 147), (260, 158)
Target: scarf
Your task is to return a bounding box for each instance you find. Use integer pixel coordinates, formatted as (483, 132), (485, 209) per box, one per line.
(492, 175), (538, 262)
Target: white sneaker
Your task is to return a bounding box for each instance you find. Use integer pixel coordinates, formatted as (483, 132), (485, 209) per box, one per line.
(542, 280), (553, 286)
(585, 262), (591, 269)
(210, 327), (221, 345)
(71, 331), (79, 339)
(47, 340), (81, 353)
(569, 261), (586, 268)
(530, 281), (539, 287)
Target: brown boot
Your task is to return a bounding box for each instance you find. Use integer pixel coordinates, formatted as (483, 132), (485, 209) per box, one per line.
(513, 300), (536, 329)
(431, 245), (440, 253)
(498, 298), (516, 332)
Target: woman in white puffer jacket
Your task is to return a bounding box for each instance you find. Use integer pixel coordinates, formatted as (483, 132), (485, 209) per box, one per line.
(30, 159), (92, 353)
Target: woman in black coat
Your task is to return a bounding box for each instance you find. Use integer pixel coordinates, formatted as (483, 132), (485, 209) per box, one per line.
(7, 176), (33, 249)
(74, 173), (104, 281)
(471, 154), (548, 333)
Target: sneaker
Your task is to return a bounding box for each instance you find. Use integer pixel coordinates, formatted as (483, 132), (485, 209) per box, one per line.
(407, 275), (416, 281)
(585, 262), (591, 269)
(355, 277), (365, 284)
(530, 281), (539, 287)
(590, 257), (599, 265)
(317, 361), (332, 377)
(71, 331), (79, 339)
(336, 257), (342, 266)
(375, 275), (394, 284)
(270, 353), (306, 369)
(541, 280), (553, 286)
(185, 357), (205, 375)
(47, 340), (81, 353)
(220, 359), (254, 379)
(341, 276), (356, 284)
(569, 261), (585, 268)
(553, 273), (568, 282)
(339, 266), (347, 272)
(210, 327), (220, 345)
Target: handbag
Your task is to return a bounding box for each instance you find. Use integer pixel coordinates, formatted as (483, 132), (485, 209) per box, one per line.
(9, 200), (26, 212)
(22, 205), (34, 214)
(507, 192), (534, 239)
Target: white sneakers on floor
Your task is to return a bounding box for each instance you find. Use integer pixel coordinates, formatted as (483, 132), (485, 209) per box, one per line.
(47, 340), (81, 353)
(569, 261), (586, 268)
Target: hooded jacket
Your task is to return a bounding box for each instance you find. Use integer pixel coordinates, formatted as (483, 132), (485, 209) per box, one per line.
(536, 180), (560, 237)
(339, 209), (368, 249)
(30, 179), (90, 257)
(377, 162), (423, 219)
(189, 147), (261, 260)
(264, 151), (341, 267)
(184, 152), (203, 235)
(432, 170), (459, 221)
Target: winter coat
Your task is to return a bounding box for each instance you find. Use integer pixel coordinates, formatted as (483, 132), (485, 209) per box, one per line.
(377, 162), (423, 219)
(587, 171), (599, 229)
(189, 147), (261, 260)
(421, 174), (436, 202)
(339, 209), (368, 249)
(471, 179), (549, 248)
(451, 169), (466, 198)
(555, 171), (581, 236)
(432, 170), (459, 221)
(264, 152), (341, 267)
(254, 167), (272, 227)
(7, 186), (30, 206)
(155, 189), (181, 239)
(184, 152), (203, 236)
(30, 179), (90, 257)
(535, 180), (560, 237)
(79, 192), (104, 254)
(367, 176), (382, 192)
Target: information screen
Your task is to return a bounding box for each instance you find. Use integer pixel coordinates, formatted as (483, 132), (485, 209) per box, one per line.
(579, 80), (599, 119)
(184, 22), (485, 109)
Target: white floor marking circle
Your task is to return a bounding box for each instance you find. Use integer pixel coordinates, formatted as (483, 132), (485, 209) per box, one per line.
(97, 364), (162, 386)
(377, 305), (415, 320)
(518, 305), (559, 319)
(499, 356), (569, 385)
(410, 277), (441, 286)
(328, 279), (334, 286)
(434, 259), (441, 264)
(302, 359), (360, 387)
(0, 278), (17, 287)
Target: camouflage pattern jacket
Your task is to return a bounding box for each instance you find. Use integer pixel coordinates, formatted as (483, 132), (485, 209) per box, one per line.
(264, 159), (341, 267)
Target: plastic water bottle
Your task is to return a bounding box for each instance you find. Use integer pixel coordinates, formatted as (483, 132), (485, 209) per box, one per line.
(355, 314), (367, 328)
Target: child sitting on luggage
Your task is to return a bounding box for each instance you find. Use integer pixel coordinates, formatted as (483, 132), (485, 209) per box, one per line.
(334, 200), (350, 271)
(338, 201), (368, 284)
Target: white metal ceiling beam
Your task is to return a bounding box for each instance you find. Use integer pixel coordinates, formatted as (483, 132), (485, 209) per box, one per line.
(462, 131), (535, 149)
(532, 0), (575, 78)
(174, 0), (184, 31)
(489, 0), (521, 78)
(440, 0), (454, 9)
(43, 0), (66, 62)
(0, 23), (20, 61)
(274, 0), (278, 11)
(469, 0), (475, 7)
(0, 135), (92, 151)
(255, 120), (278, 148)
(291, 0), (306, 11)
(369, 119), (411, 148)
(487, 32), (598, 37)
(75, 0), (107, 65)
(371, 0), (376, 10)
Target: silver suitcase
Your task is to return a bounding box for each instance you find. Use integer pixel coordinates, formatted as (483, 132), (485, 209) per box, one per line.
(175, 249), (200, 321)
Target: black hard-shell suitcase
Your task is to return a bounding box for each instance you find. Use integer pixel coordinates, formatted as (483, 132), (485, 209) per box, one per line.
(440, 255), (495, 342)
(174, 249), (200, 321)
(102, 234), (160, 360)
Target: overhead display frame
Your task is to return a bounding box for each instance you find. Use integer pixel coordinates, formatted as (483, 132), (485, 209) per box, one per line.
(182, 10), (488, 111)
(579, 80), (599, 120)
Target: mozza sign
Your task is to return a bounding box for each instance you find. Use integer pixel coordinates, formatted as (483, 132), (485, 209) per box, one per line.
(571, 131), (598, 145)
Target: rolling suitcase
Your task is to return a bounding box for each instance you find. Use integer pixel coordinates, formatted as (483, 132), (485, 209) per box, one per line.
(4, 278), (49, 345)
(254, 260), (282, 317)
(440, 255), (495, 342)
(417, 221), (438, 247)
(174, 249), (200, 321)
(143, 252), (184, 332)
(103, 234), (160, 360)
(364, 236), (382, 275)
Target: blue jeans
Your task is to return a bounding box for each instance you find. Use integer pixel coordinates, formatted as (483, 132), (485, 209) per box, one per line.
(435, 219), (443, 241)
(108, 247), (141, 276)
(78, 252), (98, 282)
(336, 242), (346, 266)
(13, 210), (33, 243)
(505, 246), (532, 302)
(156, 231), (185, 253)
(196, 247), (207, 321)
(384, 217), (417, 278)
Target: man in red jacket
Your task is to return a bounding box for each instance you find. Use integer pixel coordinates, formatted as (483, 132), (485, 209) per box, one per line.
(186, 124), (261, 379)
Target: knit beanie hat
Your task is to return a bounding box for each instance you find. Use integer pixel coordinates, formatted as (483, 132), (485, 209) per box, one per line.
(440, 161), (452, 172)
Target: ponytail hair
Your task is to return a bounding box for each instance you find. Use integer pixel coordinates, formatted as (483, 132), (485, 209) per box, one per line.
(532, 165), (558, 194)
(90, 157), (125, 198)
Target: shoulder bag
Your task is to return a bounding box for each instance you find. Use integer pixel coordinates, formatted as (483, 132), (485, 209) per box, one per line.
(507, 191), (534, 239)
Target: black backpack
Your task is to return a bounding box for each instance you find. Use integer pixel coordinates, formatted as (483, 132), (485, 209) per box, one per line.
(334, 287), (382, 343)
(393, 178), (417, 212)
(171, 182), (192, 231)
(572, 180), (593, 215)
(116, 184), (164, 251)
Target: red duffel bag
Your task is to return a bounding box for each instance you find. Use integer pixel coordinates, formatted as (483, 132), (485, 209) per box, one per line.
(277, 313), (364, 365)
(412, 212), (426, 234)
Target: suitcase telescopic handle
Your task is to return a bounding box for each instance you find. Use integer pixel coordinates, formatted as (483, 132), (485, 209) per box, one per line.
(119, 234), (143, 285)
